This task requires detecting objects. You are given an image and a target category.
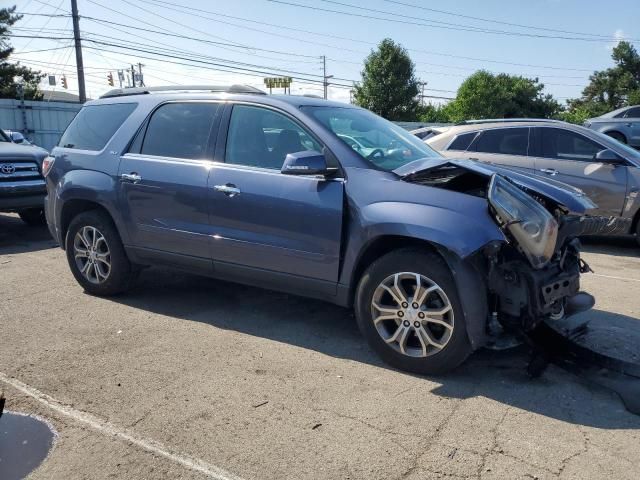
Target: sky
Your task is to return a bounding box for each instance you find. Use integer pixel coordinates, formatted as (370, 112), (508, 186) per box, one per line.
(5, 0), (640, 104)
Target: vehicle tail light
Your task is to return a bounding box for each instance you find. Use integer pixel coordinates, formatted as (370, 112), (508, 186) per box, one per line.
(42, 156), (55, 177)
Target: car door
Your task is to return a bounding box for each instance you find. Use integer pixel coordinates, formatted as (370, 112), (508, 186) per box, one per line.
(207, 103), (344, 295)
(531, 127), (628, 216)
(464, 127), (535, 173)
(118, 101), (221, 270)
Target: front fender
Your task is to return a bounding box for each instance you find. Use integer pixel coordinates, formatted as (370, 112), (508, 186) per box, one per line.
(52, 170), (128, 245)
(339, 200), (501, 349)
(358, 200), (504, 258)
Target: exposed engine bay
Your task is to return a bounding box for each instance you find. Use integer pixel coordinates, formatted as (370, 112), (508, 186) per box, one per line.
(399, 160), (611, 333)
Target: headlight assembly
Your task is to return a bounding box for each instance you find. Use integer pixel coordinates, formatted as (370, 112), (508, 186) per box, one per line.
(488, 174), (558, 269)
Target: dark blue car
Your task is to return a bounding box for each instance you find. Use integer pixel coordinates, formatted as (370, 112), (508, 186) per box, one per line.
(44, 85), (601, 374)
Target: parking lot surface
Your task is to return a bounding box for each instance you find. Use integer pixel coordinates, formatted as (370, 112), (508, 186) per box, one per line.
(1, 212), (640, 480)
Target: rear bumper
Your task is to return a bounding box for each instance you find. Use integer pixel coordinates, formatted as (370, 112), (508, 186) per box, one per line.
(0, 193), (45, 212)
(44, 194), (61, 245)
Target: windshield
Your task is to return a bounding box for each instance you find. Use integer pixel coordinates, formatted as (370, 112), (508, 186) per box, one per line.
(303, 106), (441, 171)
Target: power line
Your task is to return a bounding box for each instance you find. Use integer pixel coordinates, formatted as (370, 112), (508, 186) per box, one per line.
(20, 0), (595, 77)
(81, 32), (328, 80)
(81, 38), (353, 86)
(138, 0), (598, 73)
(380, 0), (638, 42)
(81, 17), (322, 63)
(275, 0), (637, 43)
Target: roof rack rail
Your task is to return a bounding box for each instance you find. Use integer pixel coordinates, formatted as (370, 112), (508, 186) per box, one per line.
(100, 84), (266, 99)
(455, 118), (565, 126)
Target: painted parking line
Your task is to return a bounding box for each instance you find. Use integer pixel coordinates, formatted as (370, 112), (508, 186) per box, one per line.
(0, 372), (245, 480)
(591, 273), (640, 283)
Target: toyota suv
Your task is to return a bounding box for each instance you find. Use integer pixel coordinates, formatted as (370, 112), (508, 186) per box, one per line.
(44, 86), (604, 374)
(0, 128), (49, 225)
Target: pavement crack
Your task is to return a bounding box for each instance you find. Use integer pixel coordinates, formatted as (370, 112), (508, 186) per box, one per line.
(475, 407), (510, 479)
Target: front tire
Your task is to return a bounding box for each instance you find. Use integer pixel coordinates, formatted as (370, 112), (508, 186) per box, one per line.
(65, 210), (137, 296)
(355, 248), (472, 375)
(18, 208), (45, 226)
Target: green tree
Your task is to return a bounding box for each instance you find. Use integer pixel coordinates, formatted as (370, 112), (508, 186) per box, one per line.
(353, 39), (419, 121)
(416, 102), (452, 123)
(566, 41), (640, 120)
(0, 6), (44, 100)
(445, 70), (560, 122)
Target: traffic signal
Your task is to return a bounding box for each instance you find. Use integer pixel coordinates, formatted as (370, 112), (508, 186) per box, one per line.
(61, 75), (67, 89)
(107, 72), (114, 86)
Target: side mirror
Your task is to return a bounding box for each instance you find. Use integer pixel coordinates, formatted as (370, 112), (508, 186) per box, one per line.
(594, 148), (625, 164)
(9, 131), (25, 144)
(281, 150), (331, 176)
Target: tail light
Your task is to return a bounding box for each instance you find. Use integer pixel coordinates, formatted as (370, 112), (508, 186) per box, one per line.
(42, 156), (55, 177)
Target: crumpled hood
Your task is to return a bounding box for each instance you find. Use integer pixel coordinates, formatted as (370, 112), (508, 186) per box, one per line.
(393, 157), (597, 215)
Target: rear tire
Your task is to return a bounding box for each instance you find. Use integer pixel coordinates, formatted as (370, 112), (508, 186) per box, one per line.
(606, 131), (627, 144)
(65, 210), (137, 296)
(354, 248), (473, 375)
(18, 208), (45, 226)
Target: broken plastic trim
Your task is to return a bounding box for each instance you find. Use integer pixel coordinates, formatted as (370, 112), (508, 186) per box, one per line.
(527, 310), (640, 416)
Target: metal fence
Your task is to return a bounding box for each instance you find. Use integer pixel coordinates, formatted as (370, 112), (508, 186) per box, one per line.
(0, 99), (81, 152)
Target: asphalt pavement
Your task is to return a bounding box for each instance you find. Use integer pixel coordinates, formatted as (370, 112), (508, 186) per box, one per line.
(1, 212), (639, 480)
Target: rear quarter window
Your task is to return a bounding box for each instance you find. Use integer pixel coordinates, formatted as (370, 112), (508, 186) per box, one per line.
(59, 103), (137, 151)
(447, 132), (476, 151)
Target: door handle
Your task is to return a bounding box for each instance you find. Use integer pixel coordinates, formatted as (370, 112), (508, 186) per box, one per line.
(213, 183), (241, 197)
(539, 168), (558, 176)
(120, 172), (141, 183)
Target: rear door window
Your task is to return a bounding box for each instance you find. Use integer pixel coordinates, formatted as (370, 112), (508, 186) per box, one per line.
(540, 127), (603, 161)
(59, 103), (137, 151)
(470, 128), (529, 156)
(447, 132), (476, 151)
(140, 102), (220, 159)
(623, 107), (640, 118)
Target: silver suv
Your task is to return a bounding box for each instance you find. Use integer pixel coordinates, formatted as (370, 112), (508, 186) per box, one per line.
(584, 105), (640, 147)
(426, 119), (640, 239)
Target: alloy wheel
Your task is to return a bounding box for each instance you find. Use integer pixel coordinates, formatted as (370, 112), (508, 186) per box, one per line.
(73, 226), (111, 284)
(371, 272), (454, 358)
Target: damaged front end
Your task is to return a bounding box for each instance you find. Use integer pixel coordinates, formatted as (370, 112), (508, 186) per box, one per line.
(483, 174), (592, 331)
(396, 158), (627, 336)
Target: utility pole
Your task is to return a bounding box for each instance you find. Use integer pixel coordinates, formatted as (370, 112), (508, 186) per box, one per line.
(322, 55), (333, 100)
(70, 0), (86, 102)
(131, 64), (136, 88)
(137, 63), (145, 87)
(419, 81), (427, 106)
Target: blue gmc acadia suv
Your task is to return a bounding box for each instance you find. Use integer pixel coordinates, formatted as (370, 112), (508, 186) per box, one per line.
(44, 85), (604, 374)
